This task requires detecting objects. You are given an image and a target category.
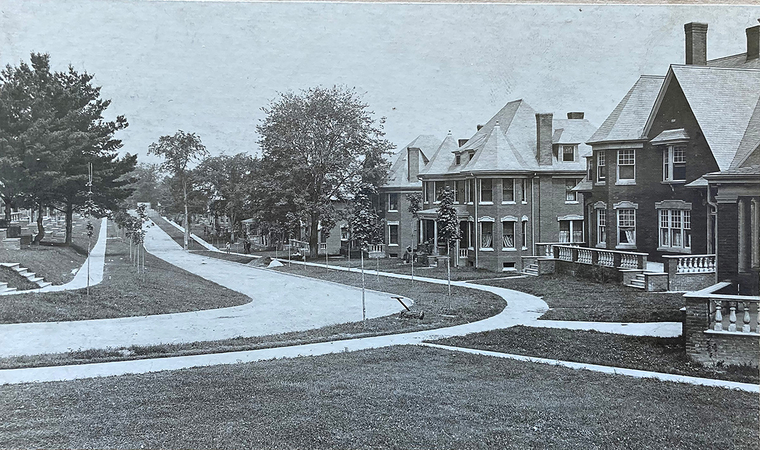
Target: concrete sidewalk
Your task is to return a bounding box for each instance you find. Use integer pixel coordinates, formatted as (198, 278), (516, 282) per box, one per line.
(0, 217), (109, 296)
(287, 259), (683, 338)
(0, 223), (406, 358)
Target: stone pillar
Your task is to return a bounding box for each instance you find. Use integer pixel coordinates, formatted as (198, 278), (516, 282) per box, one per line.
(738, 198), (748, 273)
(433, 220), (439, 256)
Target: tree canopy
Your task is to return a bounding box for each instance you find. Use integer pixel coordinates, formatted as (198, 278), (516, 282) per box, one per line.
(256, 86), (394, 257)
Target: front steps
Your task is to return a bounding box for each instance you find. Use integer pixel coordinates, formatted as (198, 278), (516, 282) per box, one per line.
(522, 262), (539, 276)
(626, 272), (646, 290)
(0, 262), (52, 290)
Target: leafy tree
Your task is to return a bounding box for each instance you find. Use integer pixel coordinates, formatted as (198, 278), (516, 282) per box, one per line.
(407, 192), (422, 250)
(437, 185), (461, 259)
(148, 130), (209, 250)
(194, 153), (258, 242)
(349, 184), (383, 246)
(127, 163), (164, 208)
(256, 86), (394, 257)
(0, 53), (135, 244)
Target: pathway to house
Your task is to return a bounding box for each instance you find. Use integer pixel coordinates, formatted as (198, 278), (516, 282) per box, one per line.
(0, 223), (405, 358)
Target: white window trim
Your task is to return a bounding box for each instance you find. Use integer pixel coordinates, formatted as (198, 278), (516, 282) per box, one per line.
(387, 221), (400, 246)
(596, 150), (606, 185)
(616, 149), (636, 185)
(662, 144), (687, 183)
(521, 179), (529, 204)
(615, 207), (637, 249)
(561, 144), (577, 162)
(479, 220), (494, 251)
(521, 217), (529, 250)
(502, 178), (515, 204)
(387, 193), (399, 213)
(597, 208), (607, 247)
(501, 219), (516, 251)
(565, 178), (579, 204)
(656, 208), (692, 253)
(558, 217), (584, 244)
(479, 179), (494, 205)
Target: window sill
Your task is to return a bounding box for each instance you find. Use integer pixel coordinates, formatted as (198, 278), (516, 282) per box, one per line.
(388, 243), (399, 247)
(661, 180), (686, 185)
(387, 210), (398, 213)
(521, 247), (528, 251)
(565, 201), (579, 205)
(480, 248), (494, 252)
(479, 202), (494, 206)
(502, 248), (517, 252)
(615, 180), (636, 186)
(502, 201), (516, 205)
(595, 181), (606, 186)
(521, 201), (528, 205)
(616, 244), (637, 250)
(657, 246), (691, 254)
(595, 243), (607, 248)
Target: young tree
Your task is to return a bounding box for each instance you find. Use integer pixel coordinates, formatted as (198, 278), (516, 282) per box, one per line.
(349, 184), (383, 246)
(257, 86), (394, 257)
(437, 186), (461, 294)
(148, 130), (209, 250)
(407, 192), (422, 250)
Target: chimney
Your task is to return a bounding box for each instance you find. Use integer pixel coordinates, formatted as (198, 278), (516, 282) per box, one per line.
(567, 112), (584, 119)
(684, 22), (708, 65)
(747, 25), (760, 61)
(536, 113), (553, 166)
(407, 147), (420, 182)
(476, 124), (484, 131)
(458, 139), (468, 147)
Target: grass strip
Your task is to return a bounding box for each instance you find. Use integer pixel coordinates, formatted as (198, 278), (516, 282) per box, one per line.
(430, 326), (759, 385)
(476, 273), (685, 322)
(0, 345), (756, 449)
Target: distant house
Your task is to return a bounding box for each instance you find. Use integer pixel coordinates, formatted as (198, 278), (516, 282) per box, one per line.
(378, 135), (441, 257)
(579, 23), (760, 294)
(417, 99), (597, 272)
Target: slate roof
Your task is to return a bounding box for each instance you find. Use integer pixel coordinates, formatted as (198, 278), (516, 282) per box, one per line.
(665, 65), (760, 171)
(421, 99), (597, 177)
(650, 128), (690, 145)
(587, 75), (665, 144)
(730, 96), (760, 170)
(707, 53), (760, 70)
(383, 135), (440, 189)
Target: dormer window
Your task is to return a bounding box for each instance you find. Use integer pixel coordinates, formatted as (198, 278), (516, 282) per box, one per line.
(663, 145), (686, 182)
(455, 154), (461, 165)
(562, 145), (576, 162)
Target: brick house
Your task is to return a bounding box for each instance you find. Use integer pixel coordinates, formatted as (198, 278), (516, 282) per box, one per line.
(377, 135), (441, 258)
(417, 99), (597, 272)
(579, 23), (760, 277)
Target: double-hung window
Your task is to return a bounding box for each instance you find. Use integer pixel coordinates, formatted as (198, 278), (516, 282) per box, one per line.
(502, 221), (515, 249)
(520, 179), (529, 204)
(565, 179), (578, 202)
(559, 220), (583, 243)
(502, 178), (515, 203)
(521, 219), (528, 249)
(388, 193), (398, 212)
(562, 145), (576, 162)
(596, 151), (606, 183)
(388, 223), (399, 246)
(659, 210), (691, 250)
(480, 179), (493, 204)
(617, 149), (635, 184)
(455, 181), (464, 204)
(663, 145), (686, 182)
(597, 209), (607, 246)
(480, 222), (493, 249)
(617, 209), (636, 246)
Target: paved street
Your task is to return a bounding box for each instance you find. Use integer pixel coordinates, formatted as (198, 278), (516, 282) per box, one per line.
(0, 223), (405, 358)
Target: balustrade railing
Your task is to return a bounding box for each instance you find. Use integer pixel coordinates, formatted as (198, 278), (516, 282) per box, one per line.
(663, 254), (716, 274)
(458, 248), (468, 258)
(368, 243), (385, 254)
(710, 296), (760, 334)
(535, 242), (583, 258)
(552, 245), (648, 270)
(318, 243), (327, 255)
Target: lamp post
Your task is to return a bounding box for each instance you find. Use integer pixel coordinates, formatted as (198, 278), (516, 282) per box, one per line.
(361, 240), (366, 321)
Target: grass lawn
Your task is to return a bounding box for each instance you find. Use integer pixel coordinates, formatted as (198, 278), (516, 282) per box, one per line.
(476, 273), (684, 323)
(0, 259), (505, 370)
(0, 221), (250, 324)
(0, 345), (756, 449)
(0, 218), (101, 287)
(431, 326), (760, 385)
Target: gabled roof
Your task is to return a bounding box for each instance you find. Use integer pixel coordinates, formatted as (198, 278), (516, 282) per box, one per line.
(383, 135), (440, 189)
(730, 96), (760, 170)
(654, 65), (760, 171)
(458, 100), (526, 153)
(587, 75), (665, 144)
(418, 132), (460, 178)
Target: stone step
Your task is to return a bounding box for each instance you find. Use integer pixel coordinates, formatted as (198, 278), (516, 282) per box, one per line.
(2, 238), (21, 250)
(0, 287), (17, 294)
(0, 262), (19, 269)
(36, 281), (52, 288)
(27, 276), (44, 283)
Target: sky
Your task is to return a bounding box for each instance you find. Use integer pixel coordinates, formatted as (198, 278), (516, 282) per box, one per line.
(0, 1), (757, 163)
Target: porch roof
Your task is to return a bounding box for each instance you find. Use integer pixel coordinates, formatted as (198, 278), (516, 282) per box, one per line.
(417, 205), (471, 220)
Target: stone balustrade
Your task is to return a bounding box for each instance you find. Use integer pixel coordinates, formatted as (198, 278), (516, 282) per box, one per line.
(663, 254), (716, 274)
(458, 248), (468, 258)
(535, 242), (583, 258)
(710, 295), (760, 334)
(552, 245), (648, 270)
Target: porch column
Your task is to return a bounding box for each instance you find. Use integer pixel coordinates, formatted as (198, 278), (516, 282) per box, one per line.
(753, 198), (759, 269)
(739, 198), (748, 273)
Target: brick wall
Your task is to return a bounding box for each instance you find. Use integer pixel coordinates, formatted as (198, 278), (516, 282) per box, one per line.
(717, 202), (739, 281)
(684, 296), (760, 368)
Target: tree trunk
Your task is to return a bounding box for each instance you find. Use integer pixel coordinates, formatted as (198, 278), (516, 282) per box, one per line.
(3, 199), (10, 222)
(65, 203), (73, 245)
(182, 177), (189, 250)
(309, 213), (319, 258)
(33, 204), (45, 244)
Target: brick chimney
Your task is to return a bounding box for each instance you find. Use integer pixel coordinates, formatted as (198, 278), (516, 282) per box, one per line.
(407, 146), (420, 182)
(567, 112), (584, 119)
(747, 25), (760, 61)
(536, 113), (553, 166)
(684, 22), (708, 65)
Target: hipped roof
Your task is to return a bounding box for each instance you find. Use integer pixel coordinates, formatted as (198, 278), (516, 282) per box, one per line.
(383, 135), (440, 189)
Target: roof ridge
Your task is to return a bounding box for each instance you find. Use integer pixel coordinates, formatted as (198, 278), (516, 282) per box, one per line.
(672, 64), (760, 73)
